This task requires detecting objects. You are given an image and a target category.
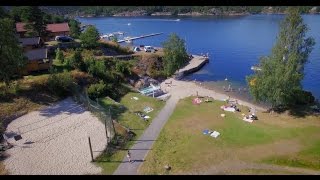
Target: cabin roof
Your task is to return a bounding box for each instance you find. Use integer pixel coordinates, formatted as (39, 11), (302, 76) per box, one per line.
(19, 37), (40, 46)
(24, 48), (48, 60)
(46, 23), (70, 33)
(16, 22), (70, 33)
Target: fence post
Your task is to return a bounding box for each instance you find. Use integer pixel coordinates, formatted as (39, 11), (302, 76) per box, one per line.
(109, 107), (116, 137)
(105, 117), (109, 143)
(88, 136), (94, 162)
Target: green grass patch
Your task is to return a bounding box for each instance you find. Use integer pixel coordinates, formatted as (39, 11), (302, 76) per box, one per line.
(262, 140), (320, 170)
(139, 96), (320, 174)
(95, 92), (165, 174)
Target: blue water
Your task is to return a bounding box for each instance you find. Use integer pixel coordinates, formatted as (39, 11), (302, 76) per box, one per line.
(78, 15), (320, 100)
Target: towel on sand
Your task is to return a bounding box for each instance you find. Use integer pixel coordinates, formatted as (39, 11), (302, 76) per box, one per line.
(132, 97), (139, 100)
(210, 131), (220, 138)
(243, 117), (253, 123)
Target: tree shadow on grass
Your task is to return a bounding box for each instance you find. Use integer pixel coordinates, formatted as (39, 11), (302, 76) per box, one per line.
(272, 104), (320, 118)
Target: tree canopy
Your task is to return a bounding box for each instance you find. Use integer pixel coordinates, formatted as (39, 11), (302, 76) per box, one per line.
(162, 33), (189, 76)
(247, 7), (315, 108)
(69, 19), (81, 38)
(0, 18), (26, 86)
(79, 26), (100, 48)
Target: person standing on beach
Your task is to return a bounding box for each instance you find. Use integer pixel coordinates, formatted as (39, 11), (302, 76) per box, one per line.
(127, 150), (132, 163)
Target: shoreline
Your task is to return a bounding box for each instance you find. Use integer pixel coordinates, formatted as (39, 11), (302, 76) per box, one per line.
(77, 12), (320, 18)
(160, 55), (268, 112)
(195, 81), (270, 110)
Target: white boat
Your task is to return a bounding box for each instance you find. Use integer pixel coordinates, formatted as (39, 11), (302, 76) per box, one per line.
(176, 19), (180, 21)
(251, 66), (262, 71)
(124, 37), (132, 43)
(127, 23), (131, 26)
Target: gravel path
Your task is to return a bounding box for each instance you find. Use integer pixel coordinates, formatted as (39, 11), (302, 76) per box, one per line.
(113, 96), (179, 175)
(3, 98), (107, 175)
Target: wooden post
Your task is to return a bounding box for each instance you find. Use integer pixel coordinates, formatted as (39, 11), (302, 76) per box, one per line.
(109, 107), (116, 137)
(105, 117), (109, 143)
(88, 137), (94, 162)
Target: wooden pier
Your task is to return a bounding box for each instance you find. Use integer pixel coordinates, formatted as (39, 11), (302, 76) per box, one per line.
(117, 33), (163, 43)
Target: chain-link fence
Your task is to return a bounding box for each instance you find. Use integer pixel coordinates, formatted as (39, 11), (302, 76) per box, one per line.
(72, 85), (115, 144)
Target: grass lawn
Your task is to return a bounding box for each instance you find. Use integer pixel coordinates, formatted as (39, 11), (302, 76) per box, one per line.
(95, 92), (165, 174)
(139, 96), (320, 174)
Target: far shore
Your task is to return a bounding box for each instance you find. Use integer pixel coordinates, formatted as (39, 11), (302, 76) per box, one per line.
(77, 12), (320, 18)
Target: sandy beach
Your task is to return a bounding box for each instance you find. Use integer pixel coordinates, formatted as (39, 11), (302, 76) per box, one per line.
(3, 98), (107, 175)
(161, 78), (267, 112)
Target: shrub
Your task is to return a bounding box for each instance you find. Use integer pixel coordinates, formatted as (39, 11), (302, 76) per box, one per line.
(55, 48), (64, 63)
(48, 72), (75, 97)
(93, 49), (104, 56)
(71, 70), (96, 87)
(66, 49), (85, 71)
(87, 80), (107, 100)
(85, 56), (107, 79)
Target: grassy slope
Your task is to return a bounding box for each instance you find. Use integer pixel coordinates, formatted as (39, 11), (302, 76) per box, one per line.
(95, 92), (165, 174)
(139, 96), (320, 174)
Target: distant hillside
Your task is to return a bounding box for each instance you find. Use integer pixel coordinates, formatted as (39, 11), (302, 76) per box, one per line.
(38, 6), (320, 17)
(5, 6), (320, 18)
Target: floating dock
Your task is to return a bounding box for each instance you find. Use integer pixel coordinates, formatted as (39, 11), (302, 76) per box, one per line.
(117, 33), (163, 43)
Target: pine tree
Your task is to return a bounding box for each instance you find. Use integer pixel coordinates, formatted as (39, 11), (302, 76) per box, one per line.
(0, 18), (26, 86)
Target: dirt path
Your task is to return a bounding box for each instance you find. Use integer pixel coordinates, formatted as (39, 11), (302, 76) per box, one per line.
(3, 98), (107, 175)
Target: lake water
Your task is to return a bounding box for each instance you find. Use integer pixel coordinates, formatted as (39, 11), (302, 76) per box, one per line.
(78, 15), (320, 100)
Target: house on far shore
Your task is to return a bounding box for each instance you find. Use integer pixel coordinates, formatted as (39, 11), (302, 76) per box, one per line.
(19, 37), (43, 51)
(15, 22), (70, 41)
(21, 48), (52, 75)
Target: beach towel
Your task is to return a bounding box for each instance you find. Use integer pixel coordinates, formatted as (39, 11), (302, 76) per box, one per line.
(202, 129), (210, 135)
(210, 131), (220, 138)
(143, 106), (153, 113)
(144, 116), (151, 119)
(131, 97), (139, 100)
(221, 106), (236, 112)
(243, 117), (253, 123)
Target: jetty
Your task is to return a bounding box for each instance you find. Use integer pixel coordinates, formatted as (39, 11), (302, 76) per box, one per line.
(174, 55), (209, 80)
(117, 33), (163, 43)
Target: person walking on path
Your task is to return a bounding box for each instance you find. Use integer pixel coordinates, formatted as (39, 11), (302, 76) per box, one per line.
(127, 150), (133, 163)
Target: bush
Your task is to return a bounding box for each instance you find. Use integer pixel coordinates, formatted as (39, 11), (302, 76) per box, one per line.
(65, 49), (85, 71)
(93, 49), (104, 56)
(48, 72), (75, 97)
(71, 70), (96, 87)
(85, 56), (107, 79)
(87, 80), (107, 100)
(55, 48), (64, 63)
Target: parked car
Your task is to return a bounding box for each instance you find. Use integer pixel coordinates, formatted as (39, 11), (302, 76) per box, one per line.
(133, 47), (141, 52)
(144, 46), (155, 52)
(55, 36), (74, 42)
